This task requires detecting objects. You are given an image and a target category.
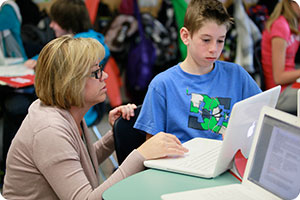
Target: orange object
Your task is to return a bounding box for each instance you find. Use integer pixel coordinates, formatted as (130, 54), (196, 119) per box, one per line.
(104, 57), (123, 107)
(85, 0), (100, 25)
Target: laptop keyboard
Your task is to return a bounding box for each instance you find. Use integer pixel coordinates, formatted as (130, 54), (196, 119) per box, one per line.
(189, 186), (258, 200)
(176, 146), (222, 171)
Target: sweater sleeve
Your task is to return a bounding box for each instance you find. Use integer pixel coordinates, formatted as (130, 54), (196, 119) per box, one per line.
(33, 126), (145, 200)
(91, 150), (145, 199)
(92, 130), (146, 198)
(93, 130), (115, 164)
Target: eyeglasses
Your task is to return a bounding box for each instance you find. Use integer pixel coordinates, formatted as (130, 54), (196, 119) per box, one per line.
(90, 64), (104, 80)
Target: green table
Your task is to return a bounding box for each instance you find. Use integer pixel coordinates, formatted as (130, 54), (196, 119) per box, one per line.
(102, 169), (240, 200)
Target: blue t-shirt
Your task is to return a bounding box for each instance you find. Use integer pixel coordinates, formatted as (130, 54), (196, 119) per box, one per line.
(134, 61), (261, 143)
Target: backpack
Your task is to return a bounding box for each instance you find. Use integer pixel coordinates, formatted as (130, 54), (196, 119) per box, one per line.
(105, 14), (138, 54)
(247, 4), (269, 33)
(126, 0), (156, 92)
(141, 12), (178, 71)
(21, 12), (55, 58)
(15, 0), (41, 26)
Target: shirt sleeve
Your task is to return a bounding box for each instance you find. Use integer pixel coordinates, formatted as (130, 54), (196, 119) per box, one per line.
(270, 17), (290, 41)
(93, 150), (145, 199)
(240, 66), (262, 98)
(134, 81), (167, 136)
(93, 130), (115, 164)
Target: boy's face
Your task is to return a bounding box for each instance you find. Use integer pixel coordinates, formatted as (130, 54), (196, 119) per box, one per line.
(49, 21), (71, 38)
(183, 21), (227, 68)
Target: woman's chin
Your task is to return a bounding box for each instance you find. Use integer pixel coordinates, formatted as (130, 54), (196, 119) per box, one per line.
(98, 94), (107, 103)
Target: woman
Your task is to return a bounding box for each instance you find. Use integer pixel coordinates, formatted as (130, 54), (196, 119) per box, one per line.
(24, 0), (112, 126)
(2, 36), (188, 199)
(261, 0), (300, 114)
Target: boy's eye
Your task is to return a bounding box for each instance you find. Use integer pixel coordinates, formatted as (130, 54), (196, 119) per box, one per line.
(217, 40), (225, 43)
(202, 39), (210, 42)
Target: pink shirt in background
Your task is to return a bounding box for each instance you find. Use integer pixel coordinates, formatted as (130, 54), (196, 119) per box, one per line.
(261, 16), (300, 91)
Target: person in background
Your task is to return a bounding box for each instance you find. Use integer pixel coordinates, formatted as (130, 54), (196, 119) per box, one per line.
(0, 0), (27, 58)
(134, 0), (261, 143)
(261, 0), (300, 114)
(2, 36), (188, 199)
(25, 0), (111, 127)
(25, 0), (110, 69)
(0, 0), (35, 187)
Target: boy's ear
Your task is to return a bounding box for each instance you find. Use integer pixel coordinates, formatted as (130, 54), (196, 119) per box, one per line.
(180, 27), (190, 45)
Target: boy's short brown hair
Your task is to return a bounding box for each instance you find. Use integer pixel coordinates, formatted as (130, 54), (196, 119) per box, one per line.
(50, 0), (92, 34)
(184, 0), (233, 37)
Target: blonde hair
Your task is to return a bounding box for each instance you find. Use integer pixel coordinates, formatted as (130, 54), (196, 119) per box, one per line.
(265, 0), (300, 34)
(35, 35), (105, 109)
(184, 0), (233, 37)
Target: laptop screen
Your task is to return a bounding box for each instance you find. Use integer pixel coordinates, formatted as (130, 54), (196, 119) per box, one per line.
(248, 115), (300, 200)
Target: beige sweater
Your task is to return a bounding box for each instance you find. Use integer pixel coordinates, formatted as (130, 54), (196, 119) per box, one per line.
(3, 99), (145, 199)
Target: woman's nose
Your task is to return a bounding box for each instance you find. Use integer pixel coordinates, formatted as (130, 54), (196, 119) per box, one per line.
(100, 71), (109, 82)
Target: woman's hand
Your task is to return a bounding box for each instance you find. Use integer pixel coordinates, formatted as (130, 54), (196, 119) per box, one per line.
(108, 103), (137, 127)
(24, 59), (37, 69)
(137, 132), (189, 160)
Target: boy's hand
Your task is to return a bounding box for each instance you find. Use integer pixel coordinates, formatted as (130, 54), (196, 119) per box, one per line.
(24, 59), (37, 69)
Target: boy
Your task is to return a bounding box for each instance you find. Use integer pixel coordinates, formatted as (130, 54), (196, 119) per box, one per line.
(134, 0), (261, 143)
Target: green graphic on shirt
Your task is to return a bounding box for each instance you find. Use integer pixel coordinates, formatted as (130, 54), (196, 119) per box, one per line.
(187, 88), (231, 135)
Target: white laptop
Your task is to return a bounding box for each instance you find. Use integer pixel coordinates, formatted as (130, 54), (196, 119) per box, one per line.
(144, 86), (281, 178)
(161, 106), (300, 200)
(0, 48), (23, 65)
(0, 49), (33, 77)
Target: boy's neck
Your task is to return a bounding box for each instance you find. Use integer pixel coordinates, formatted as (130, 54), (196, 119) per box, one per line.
(180, 60), (214, 75)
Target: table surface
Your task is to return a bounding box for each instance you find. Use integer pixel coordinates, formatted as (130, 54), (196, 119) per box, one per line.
(102, 169), (240, 200)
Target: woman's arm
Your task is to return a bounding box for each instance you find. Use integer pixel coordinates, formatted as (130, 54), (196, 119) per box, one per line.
(272, 37), (300, 85)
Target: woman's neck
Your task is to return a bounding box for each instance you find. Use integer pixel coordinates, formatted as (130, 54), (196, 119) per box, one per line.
(69, 106), (89, 136)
